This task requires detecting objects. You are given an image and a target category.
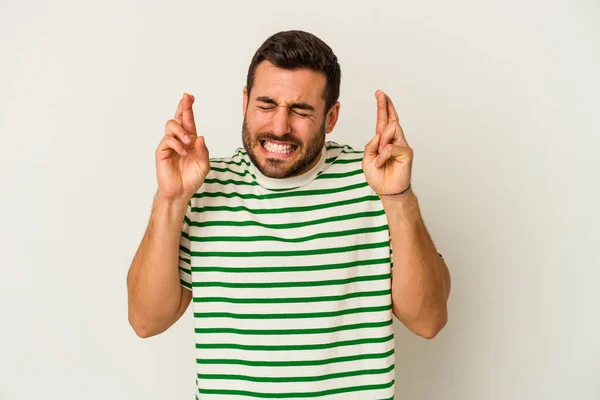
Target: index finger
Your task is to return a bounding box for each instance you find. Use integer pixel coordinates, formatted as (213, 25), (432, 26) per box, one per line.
(182, 93), (197, 136)
(174, 94), (194, 124)
(384, 93), (399, 122)
(174, 98), (183, 124)
(375, 90), (388, 136)
(385, 94), (408, 145)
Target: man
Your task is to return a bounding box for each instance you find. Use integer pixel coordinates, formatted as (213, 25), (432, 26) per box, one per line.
(127, 30), (450, 399)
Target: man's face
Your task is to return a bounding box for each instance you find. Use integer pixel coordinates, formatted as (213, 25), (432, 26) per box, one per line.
(242, 61), (337, 179)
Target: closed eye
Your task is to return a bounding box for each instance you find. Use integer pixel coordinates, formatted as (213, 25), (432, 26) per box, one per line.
(292, 109), (309, 117)
(258, 106), (308, 117)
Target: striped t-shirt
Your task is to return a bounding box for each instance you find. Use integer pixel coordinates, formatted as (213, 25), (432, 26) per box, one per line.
(178, 141), (394, 399)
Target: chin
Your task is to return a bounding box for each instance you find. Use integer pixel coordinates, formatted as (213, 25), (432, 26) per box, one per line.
(257, 158), (296, 179)
(252, 142), (302, 178)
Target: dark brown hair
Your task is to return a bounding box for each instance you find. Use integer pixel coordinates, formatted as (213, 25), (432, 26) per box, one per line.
(246, 30), (341, 115)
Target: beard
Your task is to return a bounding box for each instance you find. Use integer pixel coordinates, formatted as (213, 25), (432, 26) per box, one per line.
(241, 118), (326, 179)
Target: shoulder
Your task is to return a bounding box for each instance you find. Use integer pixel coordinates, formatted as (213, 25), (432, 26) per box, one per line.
(187, 148), (255, 203)
(205, 148), (254, 182)
(324, 141), (365, 168)
(208, 148), (249, 172)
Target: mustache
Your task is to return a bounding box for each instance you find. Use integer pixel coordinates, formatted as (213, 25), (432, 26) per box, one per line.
(255, 133), (301, 146)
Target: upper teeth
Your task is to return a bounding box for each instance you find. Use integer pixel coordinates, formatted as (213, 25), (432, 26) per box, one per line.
(264, 141), (294, 154)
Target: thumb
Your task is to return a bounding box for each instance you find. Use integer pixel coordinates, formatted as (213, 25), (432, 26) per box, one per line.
(364, 134), (381, 160)
(192, 136), (210, 179)
(195, 136), (210, 162)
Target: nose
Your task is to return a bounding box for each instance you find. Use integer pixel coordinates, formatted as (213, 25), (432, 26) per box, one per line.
(269, 106), (292, 137)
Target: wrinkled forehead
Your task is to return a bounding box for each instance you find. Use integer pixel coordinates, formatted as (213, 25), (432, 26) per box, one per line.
(251, 61), (327, 107)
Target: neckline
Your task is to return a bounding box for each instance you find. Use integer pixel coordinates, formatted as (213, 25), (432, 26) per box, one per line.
(246, 144), (327, 190)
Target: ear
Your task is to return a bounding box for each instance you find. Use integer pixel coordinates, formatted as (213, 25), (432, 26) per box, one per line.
(242, 86), (249, 116)
(325, 101), (341, 134)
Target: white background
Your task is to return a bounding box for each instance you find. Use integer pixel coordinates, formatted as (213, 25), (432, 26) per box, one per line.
(1, 0), (598, 399)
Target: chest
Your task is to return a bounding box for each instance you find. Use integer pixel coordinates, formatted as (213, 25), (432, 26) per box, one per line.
(187, 183), (391, 311)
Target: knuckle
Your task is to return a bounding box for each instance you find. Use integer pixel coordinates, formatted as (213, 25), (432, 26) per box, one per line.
(156, 138), (167, 154)
(166, 134), (179, 146)
(170, 137), (183, 151)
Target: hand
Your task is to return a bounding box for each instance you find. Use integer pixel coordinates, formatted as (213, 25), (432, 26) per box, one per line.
(363, 90), (414, 196)
(155, 93), (210, 201)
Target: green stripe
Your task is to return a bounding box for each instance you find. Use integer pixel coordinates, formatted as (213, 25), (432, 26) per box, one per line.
(194, 319), (392, 335)
(192, 181), (371, 200)
(179, 257), (191, 267)
(189, 224), (388, 243)
(190, 240), (388, 258)
(194, 304), (391, 320)
(192, 257), (389, 274)
(209, 166), (256, 179)
(206, 166), (363, 188)
(197, 364), (394, 383)
(325, 145), (357, 151)
(332, 148), (363, 154)
(191, 194), (377, 214)
(178, 265), (191, 275)
(316, 168), (363, 179)
(192, 272), (390, 288)
(209, 165), (363, 181)
(193, 289), (391, 304)
(210, 158), (251, 167)
(326, 156), (363, 164)
(195, 333), (394, 351)
(190, 209), (385, 229)
(198, 380), (394, 398)
(203, 177), (258, 186)
(181, 280), (192, 289)
(179, 244), (190, 255)
(196, 349), (394, 367)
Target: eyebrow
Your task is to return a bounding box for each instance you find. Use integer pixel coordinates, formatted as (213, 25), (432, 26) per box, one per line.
(255, 96), (315, 112)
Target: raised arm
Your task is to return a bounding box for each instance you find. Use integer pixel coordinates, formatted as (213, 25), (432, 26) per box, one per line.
(127, 93), (209, 338)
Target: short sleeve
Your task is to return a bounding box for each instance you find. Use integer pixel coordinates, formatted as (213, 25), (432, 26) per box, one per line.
(389, 233), (393, 271)
(178, 200), (193, 291)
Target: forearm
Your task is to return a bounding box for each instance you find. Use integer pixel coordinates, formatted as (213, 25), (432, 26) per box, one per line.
(382, 189), (449, 338)
(127, 193), (189, 335)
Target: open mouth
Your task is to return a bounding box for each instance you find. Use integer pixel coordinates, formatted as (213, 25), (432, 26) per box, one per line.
(260, 140), (299, 156)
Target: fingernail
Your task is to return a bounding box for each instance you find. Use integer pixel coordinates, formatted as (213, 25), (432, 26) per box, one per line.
(184, 135), (191, 144)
